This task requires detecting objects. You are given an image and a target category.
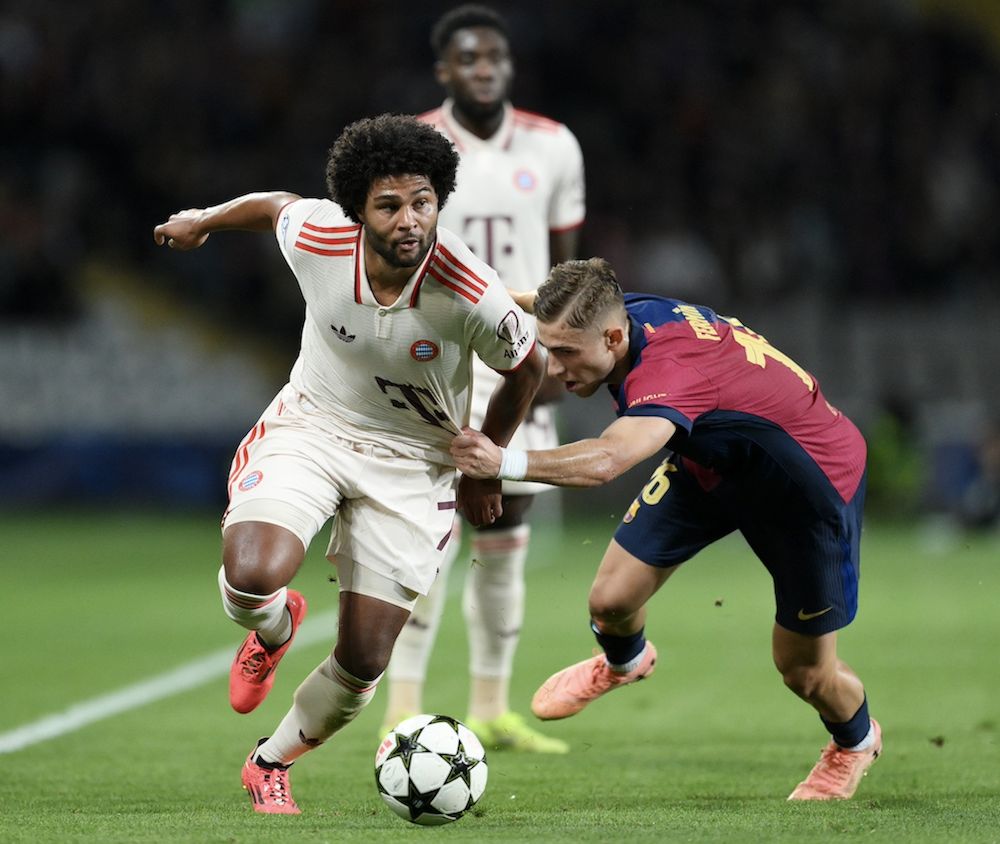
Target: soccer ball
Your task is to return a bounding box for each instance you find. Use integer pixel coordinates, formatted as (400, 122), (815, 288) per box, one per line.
(375, 714), (488, 826)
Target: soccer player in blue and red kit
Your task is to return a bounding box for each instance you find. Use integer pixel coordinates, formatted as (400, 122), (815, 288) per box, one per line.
(451, 257), (881, 801)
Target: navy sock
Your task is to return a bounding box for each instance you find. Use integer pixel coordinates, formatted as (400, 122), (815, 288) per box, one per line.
(591, 621), (646, 667)
(822, 697), (871, 748)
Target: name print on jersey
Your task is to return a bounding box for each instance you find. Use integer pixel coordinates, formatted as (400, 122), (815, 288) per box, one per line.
(673, 304), (721, 342)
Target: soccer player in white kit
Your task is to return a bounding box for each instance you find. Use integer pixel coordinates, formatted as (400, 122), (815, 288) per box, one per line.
(381, 5), (585, 754)
(153, 114), (544, 815)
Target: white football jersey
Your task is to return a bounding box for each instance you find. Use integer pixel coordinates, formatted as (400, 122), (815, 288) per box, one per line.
(420, 99), (585, 294)
(420, 101), (585, 478)
(274, 198), (535, 465)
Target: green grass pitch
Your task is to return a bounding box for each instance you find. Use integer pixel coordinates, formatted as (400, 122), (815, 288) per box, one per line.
(2, 510), (999, 842)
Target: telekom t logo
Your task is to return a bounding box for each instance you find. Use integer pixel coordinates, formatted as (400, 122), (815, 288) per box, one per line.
(461, 215), (514, 267)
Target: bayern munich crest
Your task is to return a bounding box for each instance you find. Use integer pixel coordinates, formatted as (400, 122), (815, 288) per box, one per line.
(513, 169), (537, 191)
(238, 470), (263, 491)
(410, 340), (440, 362)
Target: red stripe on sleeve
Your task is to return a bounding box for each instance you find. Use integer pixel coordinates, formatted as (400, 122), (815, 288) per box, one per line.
(428, 267), (479, 303)
(297, 230), (357, 246)
(294, 241), (354, 257)
(302, 222), (361, 234)
(436, 244), (489, 289)
(430, 259), (485, 302)
(513, 109), (561, 131)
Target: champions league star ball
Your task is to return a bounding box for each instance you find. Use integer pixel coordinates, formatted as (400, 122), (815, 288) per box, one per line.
(375, 714), (488, 826)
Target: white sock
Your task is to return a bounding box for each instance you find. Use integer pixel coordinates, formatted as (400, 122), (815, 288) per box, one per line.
(256, 654), (381, 766)
(844, 722), (875, 752)
(469, 675), (510, 722)
(384, 521), (459, 689)
(217, 566), (291, 648)
(463, 525), (529, 681)
(608, 646), (646, 674)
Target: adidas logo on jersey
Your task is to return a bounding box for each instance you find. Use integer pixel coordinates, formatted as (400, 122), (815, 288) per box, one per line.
(331, 324), (356, 343)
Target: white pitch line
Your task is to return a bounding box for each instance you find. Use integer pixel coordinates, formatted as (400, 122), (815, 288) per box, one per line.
(1, 518), (566, 755)
(0, 608), (340, 755)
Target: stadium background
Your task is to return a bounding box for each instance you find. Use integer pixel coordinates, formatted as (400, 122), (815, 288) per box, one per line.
(2, 0), (999, 529)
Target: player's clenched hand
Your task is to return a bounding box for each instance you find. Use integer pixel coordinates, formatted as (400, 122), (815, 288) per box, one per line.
(457, 475), (502, 527)
(451, 427), (502, 480)
(153, 209), (210, 250)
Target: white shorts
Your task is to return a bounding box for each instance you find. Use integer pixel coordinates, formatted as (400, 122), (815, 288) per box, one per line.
(222, 385), (457, 596)
(335, 559), (420, 611)
(470, 357), (559, 497)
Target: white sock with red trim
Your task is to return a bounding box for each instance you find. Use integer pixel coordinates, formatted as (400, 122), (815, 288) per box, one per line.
(386, 522), (460, 684)
(463, 525), (529, 681)
(218, 566), (291, 648)
(381, 522), (459, 723)
(255, 655), (381, 766)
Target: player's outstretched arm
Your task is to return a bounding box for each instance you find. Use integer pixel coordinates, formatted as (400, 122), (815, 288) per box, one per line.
(452, 414), (676, 488)
(153, 191), (301, 250)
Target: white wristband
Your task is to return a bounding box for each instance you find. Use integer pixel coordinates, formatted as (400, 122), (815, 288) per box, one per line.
(496, 447), (528, 481)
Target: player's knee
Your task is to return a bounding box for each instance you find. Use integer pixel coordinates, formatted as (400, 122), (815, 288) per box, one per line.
(223, 522), (303, 593)
(223, 551), (299, 594)
(344, 654), (387, 684)
(777, 662), (830, 702)
(223, 564), (268, 596)
(587, 589), (636, 625)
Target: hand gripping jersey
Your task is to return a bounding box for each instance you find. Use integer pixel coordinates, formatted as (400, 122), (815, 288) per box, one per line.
(274, 198), (535, 465)
(612, 294), (867, 515)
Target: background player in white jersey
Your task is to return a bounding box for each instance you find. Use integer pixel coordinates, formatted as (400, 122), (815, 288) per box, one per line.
(152, 113), (544, 815)
(382, 5), (585, 754)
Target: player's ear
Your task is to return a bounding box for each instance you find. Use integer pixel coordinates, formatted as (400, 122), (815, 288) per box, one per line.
(434, 61), (450, 86)
(605, 326), (625, 350)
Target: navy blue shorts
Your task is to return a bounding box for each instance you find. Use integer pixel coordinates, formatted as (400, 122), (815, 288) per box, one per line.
(613, 456), (866, 635)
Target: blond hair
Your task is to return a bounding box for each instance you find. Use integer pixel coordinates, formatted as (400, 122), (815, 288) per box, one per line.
(535, 258), (626, 329)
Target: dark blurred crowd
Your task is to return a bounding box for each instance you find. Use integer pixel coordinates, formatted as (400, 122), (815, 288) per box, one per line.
(3, 0), (999, 341)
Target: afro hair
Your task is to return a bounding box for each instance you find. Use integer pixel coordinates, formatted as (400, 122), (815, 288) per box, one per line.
(325, 113), (459, 223)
